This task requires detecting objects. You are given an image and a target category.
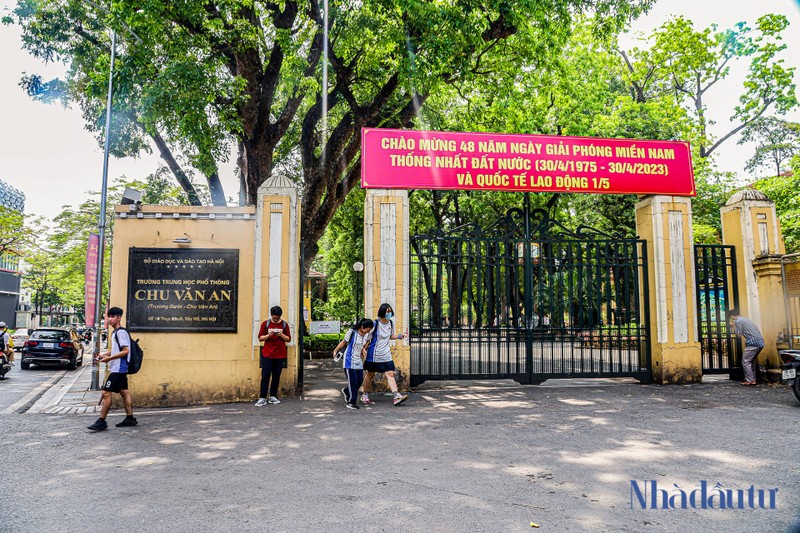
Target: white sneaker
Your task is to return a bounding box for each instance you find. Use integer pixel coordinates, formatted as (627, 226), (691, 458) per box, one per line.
(254, 398), (268, 407)
(268, 396), (281, 404)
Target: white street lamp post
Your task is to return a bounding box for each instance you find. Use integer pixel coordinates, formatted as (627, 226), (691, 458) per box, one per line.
(90, 29), (116, 390)
(352, 261), (364, 323)
(88, 8), (142, 389)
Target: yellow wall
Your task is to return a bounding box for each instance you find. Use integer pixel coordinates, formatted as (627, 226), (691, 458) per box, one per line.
(635, 196), (702, 384)
(110, 205), (261, 406)
(750, 208), (786, 257)
(721, 206), (749, 317)
(364, 192), (410, 390)
(255, 195), (301, 396)
(753, 258), (787, 374)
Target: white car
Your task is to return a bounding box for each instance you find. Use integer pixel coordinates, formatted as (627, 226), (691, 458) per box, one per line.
(11, 330), (30, 351)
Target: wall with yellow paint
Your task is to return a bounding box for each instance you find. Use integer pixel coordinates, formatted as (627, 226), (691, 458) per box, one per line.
(363, 190), (410, 390)
(110, 205), (264, 406)
(635, 196), (702, 384)
(254, 190), (302, 397)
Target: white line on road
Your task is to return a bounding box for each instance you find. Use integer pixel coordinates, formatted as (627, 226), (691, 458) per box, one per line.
(1, 370), (66, 414)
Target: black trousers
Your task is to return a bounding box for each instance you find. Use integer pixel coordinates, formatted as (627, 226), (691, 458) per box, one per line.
(260, 358), (285, 398)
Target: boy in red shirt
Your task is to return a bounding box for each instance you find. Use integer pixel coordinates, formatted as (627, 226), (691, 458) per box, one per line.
(255, 306), (291, 405)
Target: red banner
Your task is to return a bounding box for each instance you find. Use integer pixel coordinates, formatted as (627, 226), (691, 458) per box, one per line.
(361, 128), (695, 196)
(84, 233), (99, 327)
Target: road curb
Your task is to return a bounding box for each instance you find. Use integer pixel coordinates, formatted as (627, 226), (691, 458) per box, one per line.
(27, 365), (89, 414)
(0, 371), (66, 414)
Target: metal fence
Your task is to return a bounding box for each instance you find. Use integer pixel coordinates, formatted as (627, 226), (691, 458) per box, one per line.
(693, 244), (740, 375)
(410, 204), (650, 386)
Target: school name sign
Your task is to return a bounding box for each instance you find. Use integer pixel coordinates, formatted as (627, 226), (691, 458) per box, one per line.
(126, 248), (239, 332)
(361, 128), (695, 196)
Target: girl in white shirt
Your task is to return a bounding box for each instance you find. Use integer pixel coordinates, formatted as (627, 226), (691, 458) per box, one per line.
(362, 303), (407, 406)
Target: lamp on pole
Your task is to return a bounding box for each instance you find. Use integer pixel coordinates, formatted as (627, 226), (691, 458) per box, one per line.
(89, 28), (117, 390)
(352, 261), (364, 323)
(88, 5), (143, 389)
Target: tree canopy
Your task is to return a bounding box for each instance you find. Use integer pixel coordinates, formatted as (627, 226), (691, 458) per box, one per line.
(6, 0), (654, 261)
(739, 117), (800, 178)
(619, 14), (797, 160)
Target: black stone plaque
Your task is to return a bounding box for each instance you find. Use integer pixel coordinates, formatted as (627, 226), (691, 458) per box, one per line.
(126, 248), (239, 332)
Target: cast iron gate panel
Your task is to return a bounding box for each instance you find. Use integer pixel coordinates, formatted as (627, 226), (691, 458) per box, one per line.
(693, 245), (741, 374)
(410, 207), (651, 386)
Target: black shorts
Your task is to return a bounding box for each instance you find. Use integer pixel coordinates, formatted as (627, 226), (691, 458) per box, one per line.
(102, 372), (129, 393)
(364, 361), (395, 373)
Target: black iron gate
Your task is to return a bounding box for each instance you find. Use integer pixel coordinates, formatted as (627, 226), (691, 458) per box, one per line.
(694, 245), (741, 375)
(410, 202), (651, 386)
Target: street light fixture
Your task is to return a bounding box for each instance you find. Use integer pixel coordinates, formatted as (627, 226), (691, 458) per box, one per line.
(352, 261), (364, 323)
(88, 4), (143, 389)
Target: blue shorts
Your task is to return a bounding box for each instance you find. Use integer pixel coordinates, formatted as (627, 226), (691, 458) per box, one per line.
(364, 361), (395, 373)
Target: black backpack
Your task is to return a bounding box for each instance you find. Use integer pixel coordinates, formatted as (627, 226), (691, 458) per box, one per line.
(115, 327), (144, 375)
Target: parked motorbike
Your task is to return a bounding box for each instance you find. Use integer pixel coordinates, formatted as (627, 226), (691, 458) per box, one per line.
(780, 349), (800, 404)
(0, 351), (10, 379)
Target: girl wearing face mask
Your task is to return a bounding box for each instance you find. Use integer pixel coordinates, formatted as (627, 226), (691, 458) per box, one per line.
(362, 303), (408, 406)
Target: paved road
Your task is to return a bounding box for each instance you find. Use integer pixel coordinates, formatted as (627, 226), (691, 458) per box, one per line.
(2, 358), (799, 533)
(0, 364), (68, 413)
(0, 341), (96, 414)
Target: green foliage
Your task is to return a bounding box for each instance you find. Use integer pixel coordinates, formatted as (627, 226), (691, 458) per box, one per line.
(693, 223), (721, 245)
(0, 206), (46, 257)
(0, 206), (26, 254)
(690, 171), (740, 242)
(6, 0), (654, 258)
(617, 15), (798, 237)
(739, 117), (800, 177)
(127, 168), (207, 206)
(621, 14), (798, 159)
(752, 158), (800, 252)
(304, 333), (343, 352)
(314, 186), (365, 322)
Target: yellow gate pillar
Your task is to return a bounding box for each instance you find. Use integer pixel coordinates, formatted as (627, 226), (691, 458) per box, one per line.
(721, 189), (786, 378)
(254, 175), (302, 395)
(364, 189), (410, 390)
(635, 195), (702, 384)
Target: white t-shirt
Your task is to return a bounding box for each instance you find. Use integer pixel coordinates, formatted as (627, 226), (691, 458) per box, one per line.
(372, 319), (394, 363)
(343, 328), (371, 370)
(109, 328), (130, 373)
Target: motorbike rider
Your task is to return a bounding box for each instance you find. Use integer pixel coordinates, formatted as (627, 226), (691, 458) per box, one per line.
(0, 322), (13, 365)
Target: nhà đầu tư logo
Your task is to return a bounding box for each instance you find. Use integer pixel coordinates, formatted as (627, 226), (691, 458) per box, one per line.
(630, 480), (778, 510)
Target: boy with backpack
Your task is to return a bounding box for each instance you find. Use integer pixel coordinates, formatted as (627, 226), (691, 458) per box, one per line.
(88, 307), (137, 431)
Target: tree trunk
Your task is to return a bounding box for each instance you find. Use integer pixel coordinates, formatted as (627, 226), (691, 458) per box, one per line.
(207, 172), (227, 206)
(150, 130), (202, 206)
(242, 139), (275, 206)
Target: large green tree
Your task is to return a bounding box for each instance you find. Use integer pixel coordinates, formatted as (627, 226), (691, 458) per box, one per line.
(6, 0), (653, 263)
(31, 174), (191, 319)
(739, 117), (800, 178)
(0, 206), (46, 256)
(753, 154), (800, 253)
(619, 14), (797, 160)
(0, 206), (27, 255)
